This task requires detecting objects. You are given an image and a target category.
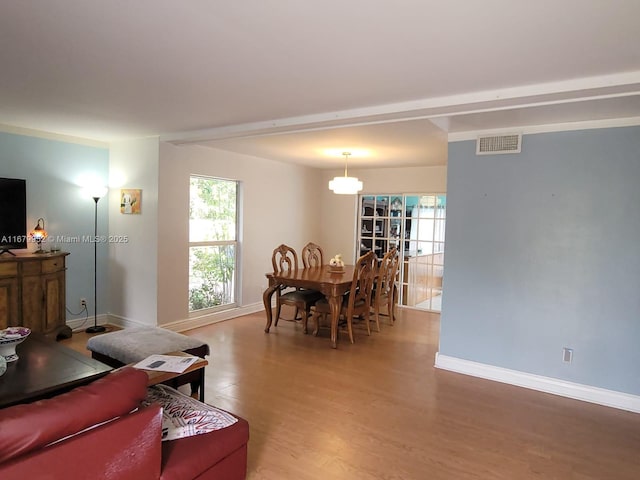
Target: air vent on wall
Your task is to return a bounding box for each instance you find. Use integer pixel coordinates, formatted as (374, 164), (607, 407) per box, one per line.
(476, 133), (522, 155)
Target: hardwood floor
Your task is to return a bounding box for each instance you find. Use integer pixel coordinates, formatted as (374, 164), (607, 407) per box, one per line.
(63, 309), (640, 479)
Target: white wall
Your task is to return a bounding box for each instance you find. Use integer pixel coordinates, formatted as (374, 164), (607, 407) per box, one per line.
(108, 137), (159, 326)
(106, 138), (447, 329)
(318, 166), (448, 262)
(157, 142), (321, 327)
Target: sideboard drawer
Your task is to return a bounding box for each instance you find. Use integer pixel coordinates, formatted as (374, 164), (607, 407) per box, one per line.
(0, 262), (18, 277)
(42, 257), (65, 273)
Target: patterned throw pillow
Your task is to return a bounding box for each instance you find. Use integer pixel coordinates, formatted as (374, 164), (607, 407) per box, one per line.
(143, 384), (238, 441)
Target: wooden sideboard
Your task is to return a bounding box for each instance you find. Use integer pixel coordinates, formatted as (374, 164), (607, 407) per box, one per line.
(0, 251), (71, 339)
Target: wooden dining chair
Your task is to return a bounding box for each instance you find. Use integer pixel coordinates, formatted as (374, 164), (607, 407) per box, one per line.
(271, 244), (323, 326)
(371, 248), (399, 329)
(301, 242), (324, 268)
(311, 250), (377, 343)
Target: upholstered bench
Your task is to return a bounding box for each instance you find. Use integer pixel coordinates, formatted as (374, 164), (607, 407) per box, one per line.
(87, 326), (210, 400)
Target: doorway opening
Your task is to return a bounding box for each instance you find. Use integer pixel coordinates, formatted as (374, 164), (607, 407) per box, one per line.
(357, 194), (446, 312)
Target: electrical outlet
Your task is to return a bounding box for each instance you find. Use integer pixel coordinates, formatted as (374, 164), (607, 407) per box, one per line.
(80, 298), (87, 309)
(562, 347), (573, 363)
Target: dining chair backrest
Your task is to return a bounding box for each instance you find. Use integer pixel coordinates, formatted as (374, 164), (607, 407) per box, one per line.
(309, 250), (377, 343)
(270, 244), (323, 327)
(390, 248), (400, 281)
(272, 244), (299, 273)
(378, 248), (399, 299)
(346, 250), (377, 315)
(302, 242), (324, 268)
(370, 247), (400, 329)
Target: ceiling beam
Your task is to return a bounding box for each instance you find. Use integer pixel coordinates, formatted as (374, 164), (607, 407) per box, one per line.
(161, 71), (640, 144)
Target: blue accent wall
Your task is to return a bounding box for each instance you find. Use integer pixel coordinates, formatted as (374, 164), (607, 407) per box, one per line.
(440, 126), (640, 395)
(0, 131), (109, 324)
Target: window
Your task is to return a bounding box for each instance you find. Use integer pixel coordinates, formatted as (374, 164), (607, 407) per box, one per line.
(189, 176), (238, 313)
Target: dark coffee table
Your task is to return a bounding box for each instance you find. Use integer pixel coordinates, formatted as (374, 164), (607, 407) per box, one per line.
(0, 333), (113, 408)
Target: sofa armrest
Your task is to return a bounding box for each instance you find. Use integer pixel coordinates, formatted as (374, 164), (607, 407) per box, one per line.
(0, 367), (148, 464)
(161, 412), (249, 480)
(0, 404), (163, 480)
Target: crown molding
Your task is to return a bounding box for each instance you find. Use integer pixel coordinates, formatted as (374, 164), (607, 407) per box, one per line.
(0, 123), (109, 148)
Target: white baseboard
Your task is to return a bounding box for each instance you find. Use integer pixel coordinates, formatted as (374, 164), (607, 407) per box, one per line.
(67, 314), (110, 333)
(68, 313), (150, 332)
(435, 353), (640, 414)
(102, 314), (152, 329)
(154, 302), (265, 333)
(67, 302), (266, 334)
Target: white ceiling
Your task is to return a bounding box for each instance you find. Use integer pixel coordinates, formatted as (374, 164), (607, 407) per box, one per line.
(1, 0), (639, 169)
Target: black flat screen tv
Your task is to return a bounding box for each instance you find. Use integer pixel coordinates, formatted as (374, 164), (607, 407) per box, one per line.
(0, 177), (27, 255)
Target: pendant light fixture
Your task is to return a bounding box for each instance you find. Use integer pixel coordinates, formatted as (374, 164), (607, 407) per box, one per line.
(328, 152), (363, 195)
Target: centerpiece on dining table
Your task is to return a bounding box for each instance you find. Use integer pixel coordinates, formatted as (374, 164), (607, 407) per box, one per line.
(328, 254), (345, 273)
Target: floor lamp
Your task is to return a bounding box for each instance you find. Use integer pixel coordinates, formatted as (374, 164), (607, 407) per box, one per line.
(86, 186), (108, 334)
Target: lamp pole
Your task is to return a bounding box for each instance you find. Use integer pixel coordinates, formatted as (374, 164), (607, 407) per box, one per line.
(86, 194), (106, 333)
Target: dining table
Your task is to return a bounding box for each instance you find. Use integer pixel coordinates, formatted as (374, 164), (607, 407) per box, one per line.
(263, 265), (354, 348)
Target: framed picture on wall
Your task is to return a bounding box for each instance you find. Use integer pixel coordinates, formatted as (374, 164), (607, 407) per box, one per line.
(120, 189), (142, 214)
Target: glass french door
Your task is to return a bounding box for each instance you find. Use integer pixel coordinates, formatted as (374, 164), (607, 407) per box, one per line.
(357, 194), (446, 312)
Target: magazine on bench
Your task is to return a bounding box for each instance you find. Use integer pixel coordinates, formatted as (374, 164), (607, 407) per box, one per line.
(133, 354), (199, 373)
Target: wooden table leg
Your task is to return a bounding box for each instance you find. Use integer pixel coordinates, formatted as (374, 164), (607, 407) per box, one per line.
(199, 368), (205, 402)
(328, 295), (341, 349)
(263, 284), (279, 333)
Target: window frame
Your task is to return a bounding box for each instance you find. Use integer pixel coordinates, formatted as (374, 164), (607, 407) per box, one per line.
(188, 175), (240, 316)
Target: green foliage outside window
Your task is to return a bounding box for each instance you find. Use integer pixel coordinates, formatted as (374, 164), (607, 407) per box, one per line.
(189, 246), (235, 310)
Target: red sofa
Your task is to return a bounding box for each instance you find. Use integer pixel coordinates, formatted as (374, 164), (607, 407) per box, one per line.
(0, 367), (249, 480)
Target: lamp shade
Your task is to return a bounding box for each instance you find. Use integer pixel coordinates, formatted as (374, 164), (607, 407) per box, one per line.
(87, 186), (108, 199)
(328, 151), (363, 195)
(328, 176), (363, 195)
(28, 218), (48, 253)
(28, 218), (47, 240)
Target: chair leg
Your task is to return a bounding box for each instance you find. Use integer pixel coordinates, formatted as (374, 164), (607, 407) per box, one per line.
(302, 307), (312, 333)
(312, 311), (322, 336)
(371, 301), (380, 333)
(391, 286), (398, 324)
(364, 312), (371, 336)
(373, 303), (380, 332)
(274, 300), (282, 326)
(347, 315), (355, 343)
